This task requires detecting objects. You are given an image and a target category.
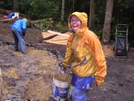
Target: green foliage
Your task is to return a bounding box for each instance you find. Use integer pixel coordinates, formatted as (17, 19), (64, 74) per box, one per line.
(54, 21), (69, 32)
(0, 0), (134, 44)
(34, 19), (54, 31)
(127, 0), (134, 10)
(95, 1), (106, 22)
(92, 0), (106, 35)
(0, 0), (12, 9)
(94, 30), (102, 37)
(18, 0), (60, 20)
(34, 19), (69, 32)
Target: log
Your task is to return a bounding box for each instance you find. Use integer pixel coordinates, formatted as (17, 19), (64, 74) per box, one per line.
(0, 18), (14, 22)
(0, 18), (17, 24)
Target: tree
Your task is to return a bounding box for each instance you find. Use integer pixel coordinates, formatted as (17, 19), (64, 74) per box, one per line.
(61, 0), (65, 20)
(102, 0), (114, 44)
(13, 0), (18, 11)
(89, 0), (95, 30)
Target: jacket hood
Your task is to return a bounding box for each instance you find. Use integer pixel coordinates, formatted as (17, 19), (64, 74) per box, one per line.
(68, 12), (88, 36)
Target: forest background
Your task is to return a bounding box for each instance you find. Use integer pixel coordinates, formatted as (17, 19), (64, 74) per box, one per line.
(0, 0), (134, 46)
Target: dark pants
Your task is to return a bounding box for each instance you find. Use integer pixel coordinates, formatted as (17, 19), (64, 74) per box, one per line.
(11, 27), (26, 52)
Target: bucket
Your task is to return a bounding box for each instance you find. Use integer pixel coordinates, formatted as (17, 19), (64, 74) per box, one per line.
(12, 12), (19, 19)
(52, 73), (71, 101)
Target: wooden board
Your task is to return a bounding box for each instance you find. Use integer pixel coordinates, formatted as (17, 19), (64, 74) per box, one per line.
(42, 31), (70, 45)
(0, 18), (16, 23)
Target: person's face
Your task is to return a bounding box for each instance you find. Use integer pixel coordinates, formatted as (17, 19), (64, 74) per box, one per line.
(70, 15), (82, 32)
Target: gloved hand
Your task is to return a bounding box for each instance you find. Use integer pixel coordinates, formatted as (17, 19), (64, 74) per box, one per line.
(58, 61), (66, 71)
(61, 65), (67, 71)
(22, 32), (25, 36)
(22, 29), (26, 36)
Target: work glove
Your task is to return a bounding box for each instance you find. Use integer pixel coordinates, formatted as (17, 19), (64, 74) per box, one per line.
(22, 32), (25, 36)
(58, 61), (67, 71)
(61, 65), (67, 71)
(22, 29), (26, 36)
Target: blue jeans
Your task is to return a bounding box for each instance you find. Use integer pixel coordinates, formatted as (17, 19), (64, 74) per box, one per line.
(11, 27), (26, 52)
(72, 87), (86, 101)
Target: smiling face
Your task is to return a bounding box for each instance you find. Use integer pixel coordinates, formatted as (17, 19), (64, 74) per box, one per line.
(70, 15), (82, 32)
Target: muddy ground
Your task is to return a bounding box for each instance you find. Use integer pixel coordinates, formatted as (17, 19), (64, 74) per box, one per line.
(0, 21), (134, 101)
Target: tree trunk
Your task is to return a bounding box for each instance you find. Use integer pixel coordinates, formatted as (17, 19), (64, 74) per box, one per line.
(102, 0), (114, 44)
(89, 0), (95, 30)
(13, 0), (18, 11)
(61, 0), (65, 20)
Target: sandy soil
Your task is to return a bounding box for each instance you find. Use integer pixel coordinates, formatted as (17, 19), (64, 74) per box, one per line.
(0, 21), (134, 101)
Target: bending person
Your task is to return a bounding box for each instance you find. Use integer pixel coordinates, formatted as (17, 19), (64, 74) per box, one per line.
(10, 18), (27, 54)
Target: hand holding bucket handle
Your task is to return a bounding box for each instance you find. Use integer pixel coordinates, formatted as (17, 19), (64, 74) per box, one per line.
(61, 65), (67, 71)
(58, 61), (66, 71)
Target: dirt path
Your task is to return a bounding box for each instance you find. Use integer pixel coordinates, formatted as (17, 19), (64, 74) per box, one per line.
(0, 43), (134, 101)
(0, 21), (134, 101)
(87, 45), (134, 101)
(0, 45), (59, 101)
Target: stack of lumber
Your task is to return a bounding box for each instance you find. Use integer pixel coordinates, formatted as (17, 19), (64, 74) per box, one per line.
(42, 30), (70, 45)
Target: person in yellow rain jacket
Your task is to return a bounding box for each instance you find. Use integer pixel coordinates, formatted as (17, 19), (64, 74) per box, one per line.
(61, 12), (107, 101)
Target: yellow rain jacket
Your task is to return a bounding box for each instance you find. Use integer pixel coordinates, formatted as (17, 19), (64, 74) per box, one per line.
(62, 12), (107, 87)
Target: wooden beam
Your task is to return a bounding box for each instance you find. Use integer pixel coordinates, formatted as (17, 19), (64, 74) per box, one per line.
(47, 30), (69, 37)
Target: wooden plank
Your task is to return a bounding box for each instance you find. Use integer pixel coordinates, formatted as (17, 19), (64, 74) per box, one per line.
(43, 36), (68, 45)
(47, 30), (69, 37)
(42, 31), (71, 45)
(0, 18), (16, 23)
(42, 32), (58, 39)
(0, 18), (14, 21)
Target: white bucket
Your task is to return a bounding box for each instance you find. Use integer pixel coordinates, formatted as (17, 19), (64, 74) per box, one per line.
(12, 12), (19, 19)
(52, 73), (71, 101)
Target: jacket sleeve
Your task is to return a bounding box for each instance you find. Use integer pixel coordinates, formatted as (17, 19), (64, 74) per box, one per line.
(87, 32), (107, 87)
(22, 21), (27, 36)
(62, 34), (74, 67)
(22, 21), (27, 30)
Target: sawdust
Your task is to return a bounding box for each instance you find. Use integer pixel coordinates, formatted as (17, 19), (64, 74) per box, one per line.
(54, 73), (71, 82)
(4, 70), (20, 79)
(1, 81), (12, 100)
(0, 46), (58, 101)
(102, 44), (114, 58)
(22, 78), (52, 101)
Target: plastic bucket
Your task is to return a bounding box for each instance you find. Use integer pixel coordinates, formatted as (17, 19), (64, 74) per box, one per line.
(52, 73), (71, 101)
